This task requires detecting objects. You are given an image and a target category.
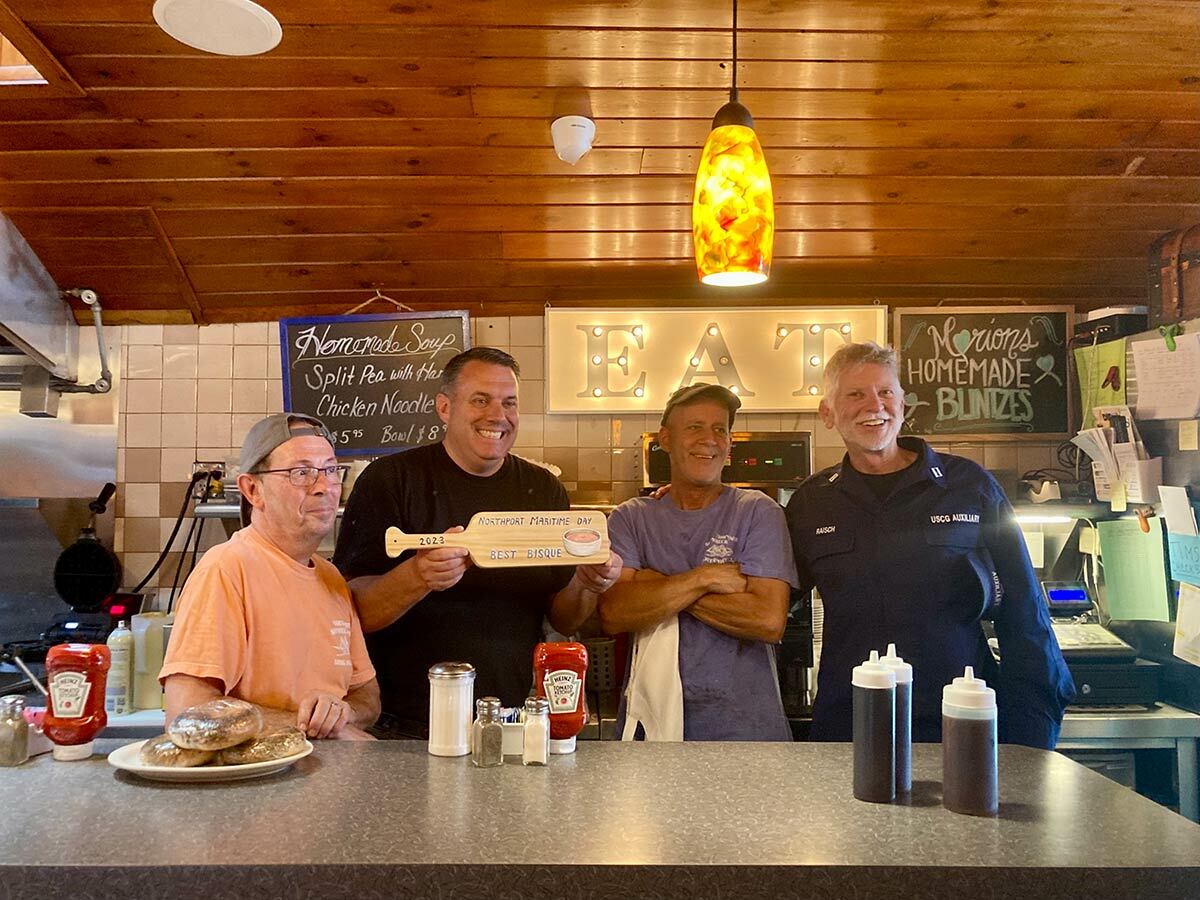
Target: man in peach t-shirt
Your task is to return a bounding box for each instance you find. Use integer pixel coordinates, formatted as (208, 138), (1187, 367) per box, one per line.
(161, 413), (380, 740)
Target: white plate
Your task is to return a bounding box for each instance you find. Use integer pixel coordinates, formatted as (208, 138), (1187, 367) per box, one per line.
(107, 738), (313, 783)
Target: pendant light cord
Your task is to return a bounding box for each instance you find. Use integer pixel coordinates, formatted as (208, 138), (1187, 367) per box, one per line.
(731, 0), (739, 101)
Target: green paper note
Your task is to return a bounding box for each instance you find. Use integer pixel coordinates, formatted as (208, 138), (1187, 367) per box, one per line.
(1097, 517), (1171, 621)
(1074, 339), (1127, 412)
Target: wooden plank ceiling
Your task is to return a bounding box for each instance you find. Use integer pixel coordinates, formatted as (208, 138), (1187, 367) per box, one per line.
(1, 0), (1197, 323)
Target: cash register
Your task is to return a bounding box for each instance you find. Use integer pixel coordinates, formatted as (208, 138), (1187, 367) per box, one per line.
(1041, 580), (1160, 706)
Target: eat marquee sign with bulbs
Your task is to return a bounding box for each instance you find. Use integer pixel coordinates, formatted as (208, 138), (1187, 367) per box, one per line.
(545, 307), (887, 414)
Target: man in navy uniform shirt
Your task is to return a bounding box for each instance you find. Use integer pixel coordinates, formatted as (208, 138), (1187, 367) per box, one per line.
(785, 342), (1073, 749)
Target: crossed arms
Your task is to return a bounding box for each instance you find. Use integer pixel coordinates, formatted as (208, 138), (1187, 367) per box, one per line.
(597, 562), (789, 642)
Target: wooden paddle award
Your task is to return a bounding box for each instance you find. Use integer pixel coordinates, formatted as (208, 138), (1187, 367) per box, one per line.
(384, 510), (609, 568)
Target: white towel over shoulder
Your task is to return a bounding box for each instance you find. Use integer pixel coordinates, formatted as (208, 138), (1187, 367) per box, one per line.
(621, 614), (684, 741)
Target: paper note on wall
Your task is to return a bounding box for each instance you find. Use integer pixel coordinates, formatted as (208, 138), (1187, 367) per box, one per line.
(1096, 518), (1171, 621)
(1159, 485), (1199, 536)
(1175, 584), (1200, 668)
(1168, 533), (1200, 588)
(1074, 339), (1126, 411)
(1131, 333), (1200, 420)
(1181, 419), (1199, 451)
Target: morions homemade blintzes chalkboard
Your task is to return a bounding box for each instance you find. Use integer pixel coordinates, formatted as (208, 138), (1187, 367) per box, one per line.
(280, 311), (470, 457)
(893, 306), (1072, 438)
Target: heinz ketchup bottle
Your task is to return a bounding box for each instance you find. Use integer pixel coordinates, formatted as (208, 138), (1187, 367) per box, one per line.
(532, 641), (588, 753)
(43, 643), (111, 761)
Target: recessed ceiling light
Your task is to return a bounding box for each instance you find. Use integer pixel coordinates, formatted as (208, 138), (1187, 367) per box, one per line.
(153, 0), (282, 56)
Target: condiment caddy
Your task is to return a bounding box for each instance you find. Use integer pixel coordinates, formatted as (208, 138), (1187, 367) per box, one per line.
(427, 640), (590, 767)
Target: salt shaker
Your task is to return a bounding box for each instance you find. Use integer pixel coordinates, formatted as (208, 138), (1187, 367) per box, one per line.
(471, 697), (503, 768)
(879, 643), (913, 795)
(852, 649), (896, 803)
(0, 696), (30, 767)
(522, 698), (550, 766)
(942, 666), (998, 817)
(427, 662), (475, 757)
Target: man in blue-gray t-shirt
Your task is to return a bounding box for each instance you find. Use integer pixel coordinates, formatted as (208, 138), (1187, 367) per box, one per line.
(599, 383), (797, 741)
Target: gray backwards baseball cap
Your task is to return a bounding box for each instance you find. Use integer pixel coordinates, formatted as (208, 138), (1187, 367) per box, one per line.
(660, 383), (741, 427)
(239, 413), (335, 525)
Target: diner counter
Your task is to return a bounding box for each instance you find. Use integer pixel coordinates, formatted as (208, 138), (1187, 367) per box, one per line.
(3, 740), (1199, 899)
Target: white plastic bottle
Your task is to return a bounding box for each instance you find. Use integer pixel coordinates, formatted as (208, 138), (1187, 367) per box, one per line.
(852, 650), (896, 803)
(105, 620), (133, 716)
(879, 643), (913, 794)
(942, 666), (998, 817)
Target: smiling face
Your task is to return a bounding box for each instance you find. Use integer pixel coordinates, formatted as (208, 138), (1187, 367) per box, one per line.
(437, 360), (519, 476)
(819, 360), (906, 462)
(660, 399), (732, 490)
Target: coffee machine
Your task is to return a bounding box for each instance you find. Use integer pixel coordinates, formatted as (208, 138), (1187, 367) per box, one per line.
(642, 431), (815, 728)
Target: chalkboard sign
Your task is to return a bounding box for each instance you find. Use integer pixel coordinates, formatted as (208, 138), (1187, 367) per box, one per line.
(280, 311), (470, 457)
(893, 306), (1072, 438)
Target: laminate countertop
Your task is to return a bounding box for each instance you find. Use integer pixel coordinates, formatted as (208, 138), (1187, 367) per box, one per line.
(3, 739), (1199, 899)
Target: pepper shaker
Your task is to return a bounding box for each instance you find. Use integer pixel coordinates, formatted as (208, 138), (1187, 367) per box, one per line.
(471, 697), (504, 768)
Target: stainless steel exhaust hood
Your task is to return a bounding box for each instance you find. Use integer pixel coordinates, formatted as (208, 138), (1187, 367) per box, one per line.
(0, 212), (77, 382)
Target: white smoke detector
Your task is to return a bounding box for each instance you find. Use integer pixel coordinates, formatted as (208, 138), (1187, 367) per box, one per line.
(551, 116), (596, 165)
(152, 0), (283, 56)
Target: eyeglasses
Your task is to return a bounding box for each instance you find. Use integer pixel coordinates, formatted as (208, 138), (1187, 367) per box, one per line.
(251, 464), (350, 487)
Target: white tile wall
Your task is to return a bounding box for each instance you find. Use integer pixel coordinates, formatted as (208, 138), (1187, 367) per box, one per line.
(233, 345), (269, 379)
(125, 379), (162, 414)
(509, 316), (543, 346)
(124, 483), (160, 518)
(197, 379), (232, 413)
(162, 379), (197, 413)
(474, 317), (509, 346)
(162, 344), (199, 379)
(199, 324), (234, 345)
(127, 345), (163, 378)
(124, 413), (162, 447)
(197, 345), (233, 379)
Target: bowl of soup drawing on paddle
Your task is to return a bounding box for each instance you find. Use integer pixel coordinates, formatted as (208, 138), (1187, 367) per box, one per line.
(563, 528), (602, 557)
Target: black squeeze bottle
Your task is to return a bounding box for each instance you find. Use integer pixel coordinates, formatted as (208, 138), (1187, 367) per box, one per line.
(879, 643), (913, 794)
(941, 666), (998, 816)
(852, 650), (896, 803)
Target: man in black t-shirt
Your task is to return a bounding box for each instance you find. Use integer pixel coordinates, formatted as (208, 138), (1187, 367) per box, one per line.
(333, 347), (622, 737)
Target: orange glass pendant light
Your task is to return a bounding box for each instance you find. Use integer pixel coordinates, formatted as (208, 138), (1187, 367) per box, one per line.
(692, 0), (774, 286)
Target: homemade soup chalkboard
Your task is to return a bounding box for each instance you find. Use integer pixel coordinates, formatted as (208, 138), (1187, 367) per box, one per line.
(893, 306), (1072, 438)
(280, 311), (470, 457)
